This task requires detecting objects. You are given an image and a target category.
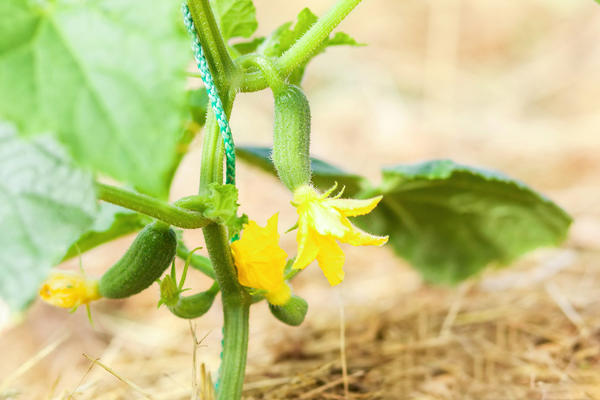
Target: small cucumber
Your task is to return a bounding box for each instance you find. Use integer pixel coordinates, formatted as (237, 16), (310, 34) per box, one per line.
(159, 276), (219, 319)
(99, 222), (176, 299)
(272, 84), (312, 191)
(268, 295), (308, 326)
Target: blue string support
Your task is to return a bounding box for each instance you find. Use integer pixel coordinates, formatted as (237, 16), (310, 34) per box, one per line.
(181, 3), (236, 186)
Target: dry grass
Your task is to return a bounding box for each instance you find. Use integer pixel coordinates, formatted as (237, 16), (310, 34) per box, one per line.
(2, 0), (600, 399)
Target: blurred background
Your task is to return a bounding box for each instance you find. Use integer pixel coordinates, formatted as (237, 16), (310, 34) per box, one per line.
(1, 0), (600, 398)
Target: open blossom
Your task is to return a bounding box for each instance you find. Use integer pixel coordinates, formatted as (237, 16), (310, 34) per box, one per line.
(39, 270), (100, 309)
(231, 214), (291, 305)
(291, 184), (388, 286)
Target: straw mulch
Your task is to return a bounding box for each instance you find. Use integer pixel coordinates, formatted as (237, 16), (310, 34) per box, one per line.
(2, 247), (600, 399)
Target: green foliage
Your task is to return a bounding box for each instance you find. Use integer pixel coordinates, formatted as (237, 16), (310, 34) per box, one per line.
(236, 148), (572, 283)
(62, 204), (150, 261)
(210, 0), (258, 41)
(361, 160), (572, 283)
(232, 37), (265, 56)
(0, 123), (97, 310)
(0, 0), (189, 198)
(176, 183), (248, 239)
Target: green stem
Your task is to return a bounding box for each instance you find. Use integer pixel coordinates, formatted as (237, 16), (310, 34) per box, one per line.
(95, 182), (211, 229)
(198, 74), (249, 400)
(187, 3), (249, 397)
(238, 54), (286, 94)
(187, 0), (236, 94)
(200, 104), (226, 187)
(203, 223), (250, 400)
(239, 0), (363, 92)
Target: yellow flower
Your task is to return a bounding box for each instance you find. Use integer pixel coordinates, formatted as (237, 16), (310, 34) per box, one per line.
(291, 184), (388, 286)
(39, 270), (100, 309)
(231, 214), (291, 305)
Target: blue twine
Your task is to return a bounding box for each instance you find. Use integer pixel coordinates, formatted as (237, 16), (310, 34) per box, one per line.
(181, 3), (236, 186)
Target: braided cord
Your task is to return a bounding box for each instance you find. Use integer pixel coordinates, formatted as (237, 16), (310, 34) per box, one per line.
(182, 3), (236, 185)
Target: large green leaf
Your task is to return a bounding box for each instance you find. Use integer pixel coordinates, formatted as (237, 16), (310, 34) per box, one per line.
(0, 123), (97, 310)
(236, 146), (368, 197)
(0, 0), (189, 197)
(61, 204), (150, 261)
(357, 160), (572, 283)
(237, 149), (572, 283)
(210, 0), (258, 41)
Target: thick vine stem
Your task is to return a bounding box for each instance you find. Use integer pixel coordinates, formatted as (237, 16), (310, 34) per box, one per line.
(239, 0), (363, 92)
(95, 182), (211, 229)
(187, 0), (236, 93)
(187, 1), (249, 396)
(203, 223), (250, 400)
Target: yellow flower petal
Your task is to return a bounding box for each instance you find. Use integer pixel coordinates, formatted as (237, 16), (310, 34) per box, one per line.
(292, 221), (319, 270)
(323, 195), (383, 217)
(341, 218), (389, 246)
(307, 201), (347, 237)
(291, 184), (387, 286)
(315, 235), (345, 286)
(39, 270), (100, 309)
(231, 214), (291, 305)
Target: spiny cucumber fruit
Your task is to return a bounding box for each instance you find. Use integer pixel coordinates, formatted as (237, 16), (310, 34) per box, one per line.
(99, 222), (177, 299)
(159, 276), (218, 319)
(268, 295), (308, 326)
(272, 84), (311, 191)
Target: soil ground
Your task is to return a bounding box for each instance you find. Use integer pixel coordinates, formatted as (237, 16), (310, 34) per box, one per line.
(2, 0), (600, 399)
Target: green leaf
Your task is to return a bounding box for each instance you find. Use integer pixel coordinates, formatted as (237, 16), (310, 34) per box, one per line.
(0, 0), (190, 197)
(210, 0), (258, 41)
(357, 160), (572, 284)
(236, 146), (368, 197)
(328, 32), (362, 47)
(0, 123), (97, 310)
(231, 37), (265, 56)
(61, 204), (150, 261)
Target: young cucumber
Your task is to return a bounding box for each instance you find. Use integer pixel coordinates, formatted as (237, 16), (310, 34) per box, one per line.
(160, 276), (219, 319)
(99, 222), (177, 299)
(272, 84), (312, 191)
(268, 295), (308, 326)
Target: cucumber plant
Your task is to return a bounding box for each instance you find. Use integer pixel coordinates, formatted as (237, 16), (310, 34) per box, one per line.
(0, 0), (575, 399)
